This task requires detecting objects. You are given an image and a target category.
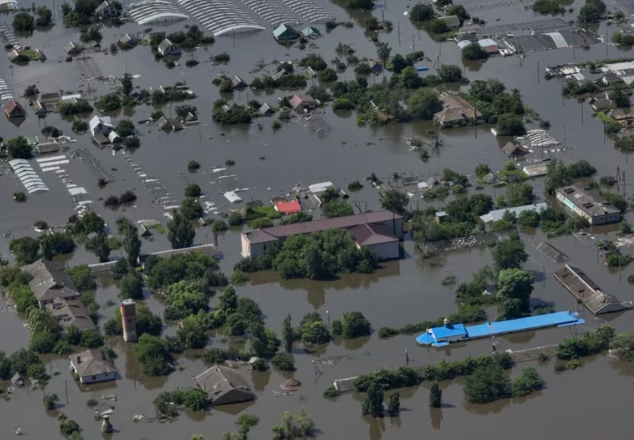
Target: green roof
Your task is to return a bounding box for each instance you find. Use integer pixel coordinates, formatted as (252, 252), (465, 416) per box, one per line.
(273, 24), (298, 39)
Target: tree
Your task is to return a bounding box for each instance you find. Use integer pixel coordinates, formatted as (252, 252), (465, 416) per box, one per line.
(24, 84), (39, 98)
(426, 18), (448, 34)
(512, 367), (544, 397)
(43, 393), (59, 410)
(608, 332), (634, 361)
(496, 114), (526, 136)
(124, 136), (140, 149)
(97, 93), (122, 112)
(408, 89), (442, 120)
(497, 268), (534, 316)
(249, 322), (271, 357)
(463, 366), (512, 404)
(81, 26), (102, 43)
(568, 159), (597, 178)
(578, 0), (605, 25)
(492, 236), (527, 270)
(387, 391), (400, 416)
(124, 226), (141, 267)
(361, 382), (384, 417)
(544, 158), (572, 195)
(409, 3), (435, 22)
(475, 164), (491, 177)
(446, 4), (470, 22)
(504, 182), (535, 207)
(375, 42), (391, 68)
(35, 6), (52, 27)
(116, 119), (135, 137)
(12, 11), (34, 31)
(283, 314), (294, 353)
(164, 281), (208, 320)
(134, 334), (173, 376)
(399, 66), (424, 89)
(391, 54), (409, 73)
(80, 329), (104, 348)
(342, 311), (371, 338)
(301, 320), (330, 344)
(380, 189), (409, 215)
(176, 316), (207, 349)
(437, 64), (463, 83)
(429, 381), (442, 407)
(121, 73), (133, 95)
(10, 237), (40, 264)
(462, 42), (488, 61)
(185, 183), (202, 197)
(88, 232), (110, 262)
(7, 136), (33, 159)
(612, 86), (630, 108)
(67, 265), (96, 290)
(322, 200), (354, 218)
(180, 197), (204, 220)
(167, 210), (195, 249)
(119, 272), (144, 299)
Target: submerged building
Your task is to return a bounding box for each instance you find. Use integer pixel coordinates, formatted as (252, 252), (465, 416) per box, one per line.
(555, 184), (621, 226)
(553, 265), (631, 315)
(195, 365), (255, 405)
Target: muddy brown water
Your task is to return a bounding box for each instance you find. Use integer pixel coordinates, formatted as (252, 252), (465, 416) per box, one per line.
(2, 0), (634, 438)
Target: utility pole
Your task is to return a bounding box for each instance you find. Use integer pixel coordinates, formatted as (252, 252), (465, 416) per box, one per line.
(397, 21), (400, 46)
(537, 60), (540, 83)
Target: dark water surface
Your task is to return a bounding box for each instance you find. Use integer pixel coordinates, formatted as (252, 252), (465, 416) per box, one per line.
(2, 0), (634, 438)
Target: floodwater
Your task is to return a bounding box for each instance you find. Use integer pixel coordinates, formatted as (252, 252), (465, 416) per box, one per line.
(2, 0), (634, 438)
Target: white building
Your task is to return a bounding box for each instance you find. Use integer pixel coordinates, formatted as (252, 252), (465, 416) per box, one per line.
(95, 0), (120, 18)
(89, 115), (114, 136)
(70, 350), (118, 384)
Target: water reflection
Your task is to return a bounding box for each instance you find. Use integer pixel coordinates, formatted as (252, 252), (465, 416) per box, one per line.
(429, 407), (442, 429)
(251, 369), (271, 392)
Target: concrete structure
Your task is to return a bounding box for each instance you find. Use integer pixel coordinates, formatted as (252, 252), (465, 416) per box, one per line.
(120, 299), (137, 342)
(416, 311), (585, 347)
(22, 259), (80, 308)
(89, 115), (113, 136)
(290, 94), (317, 111)
(272, 24), (298, 41)
(4, 99), (25, 118)
(554, 265), (631, 315)
(349, 223), (400, 260)
(46, 297), (96, 331)
(195, 365), (255, 405)
(242, 211), (403, 258)
(95, 0), (120, 17)
(157, 38), (181, 56)
(434, 93), (481, 127)
(70, 350), (118, 384)
(438, 15), (460, 28)
(479, 203), (547, 223)
(556, 184), (621, 225)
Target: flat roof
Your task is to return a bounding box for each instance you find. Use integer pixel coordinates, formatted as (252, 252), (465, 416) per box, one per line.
(431, 324), (467, 339)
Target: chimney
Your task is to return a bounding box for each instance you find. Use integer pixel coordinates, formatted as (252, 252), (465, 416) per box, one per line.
(101, 351), (106, 360)
(76, 355), (81, 364)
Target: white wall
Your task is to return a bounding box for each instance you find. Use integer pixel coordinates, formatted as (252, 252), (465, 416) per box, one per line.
(366, 241), (399, 260)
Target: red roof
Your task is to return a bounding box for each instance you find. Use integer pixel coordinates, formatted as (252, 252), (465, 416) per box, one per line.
(275, 200), (301, 214)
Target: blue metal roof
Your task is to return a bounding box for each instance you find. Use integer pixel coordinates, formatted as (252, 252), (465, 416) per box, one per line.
(464, 311), (582, 338)
(432, 324), (467, 339)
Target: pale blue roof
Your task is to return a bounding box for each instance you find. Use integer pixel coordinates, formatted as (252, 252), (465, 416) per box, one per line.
(273, 24), (297, 39)
(480, 203), (548, 223)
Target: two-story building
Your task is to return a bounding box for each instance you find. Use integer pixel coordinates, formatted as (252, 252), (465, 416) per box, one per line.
(555, 184), (621, 225)
(22, 259), (80, 309)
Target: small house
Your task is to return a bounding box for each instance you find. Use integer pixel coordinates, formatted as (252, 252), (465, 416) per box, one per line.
(95, 0), (119, 18)
(70, 350), (118, 384)
(65, 42), (81, 55)
(7, 48), (24, 62)
(273, 24), (298, 42)
(157, 116), (183, 131)
(32, 100), (47, 115)
(305, 66), (316, 78)
(119, 33), (137, 47)
(231, 75), (248, 89)
(108, 131), (121, 143)
(602, 71), (620, 86)
(258, 103), (275, 115)
(157, 38), (181, 56)
(365, 59), (383, 71)
(435, 211), (447, 223)
(0, 0), (17, 11)
(4, 99), (25, 118)
(502, 142), (528, 157)
(195, 365), (256, 405)
(272, 69), (287, 81)
(438, 15), (460, 29)
(33, 48), (46, 61)
(301, 26), (321, 38)
(139, 225), (152, 238)
(290, 94), (317, 112)
(592, 98), (612, 111)
(184, 112), (199, 125)
(481, 172), (500, 184)
(36, 141), (61, 155)
(89, 115), (113, 136)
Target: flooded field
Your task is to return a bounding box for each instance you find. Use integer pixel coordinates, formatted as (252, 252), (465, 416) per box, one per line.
(2, 0), (634, 438)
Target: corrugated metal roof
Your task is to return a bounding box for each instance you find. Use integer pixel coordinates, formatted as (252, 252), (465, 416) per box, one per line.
(480, 203), (548, 223)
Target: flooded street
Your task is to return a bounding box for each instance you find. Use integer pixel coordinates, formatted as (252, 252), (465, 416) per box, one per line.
(2, 0), (634, 437)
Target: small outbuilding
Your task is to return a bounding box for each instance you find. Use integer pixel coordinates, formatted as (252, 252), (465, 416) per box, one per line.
(157, 38), (181, 56)
(32, 100), (47, 116)
(301, 26), (321, 38)
(275, 200), (302, 214)
(232, 75), (248, 89)
(481, 172), (500, 184)
(36, 141), (61, 155)
(290, 94), (317, 112)
(95, 0), (119, 18)
(32, 48), (46, 61)
(258, 103), (275, 115)
(365, 59), (383, 71)
(157, 116), (183, 131)
(502, 142), (528, 157)
(4, 99), (25, 118)
(108, 131), (121, 143)
(65, 42), (82, 55)
(119, 33), (137, 47)
(273, 24), (298, 41)
(438, 15), (460, 29)
(92, 134), (110, 146)
(195, 365), (255, 405)
(349, 223), (400, 260)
